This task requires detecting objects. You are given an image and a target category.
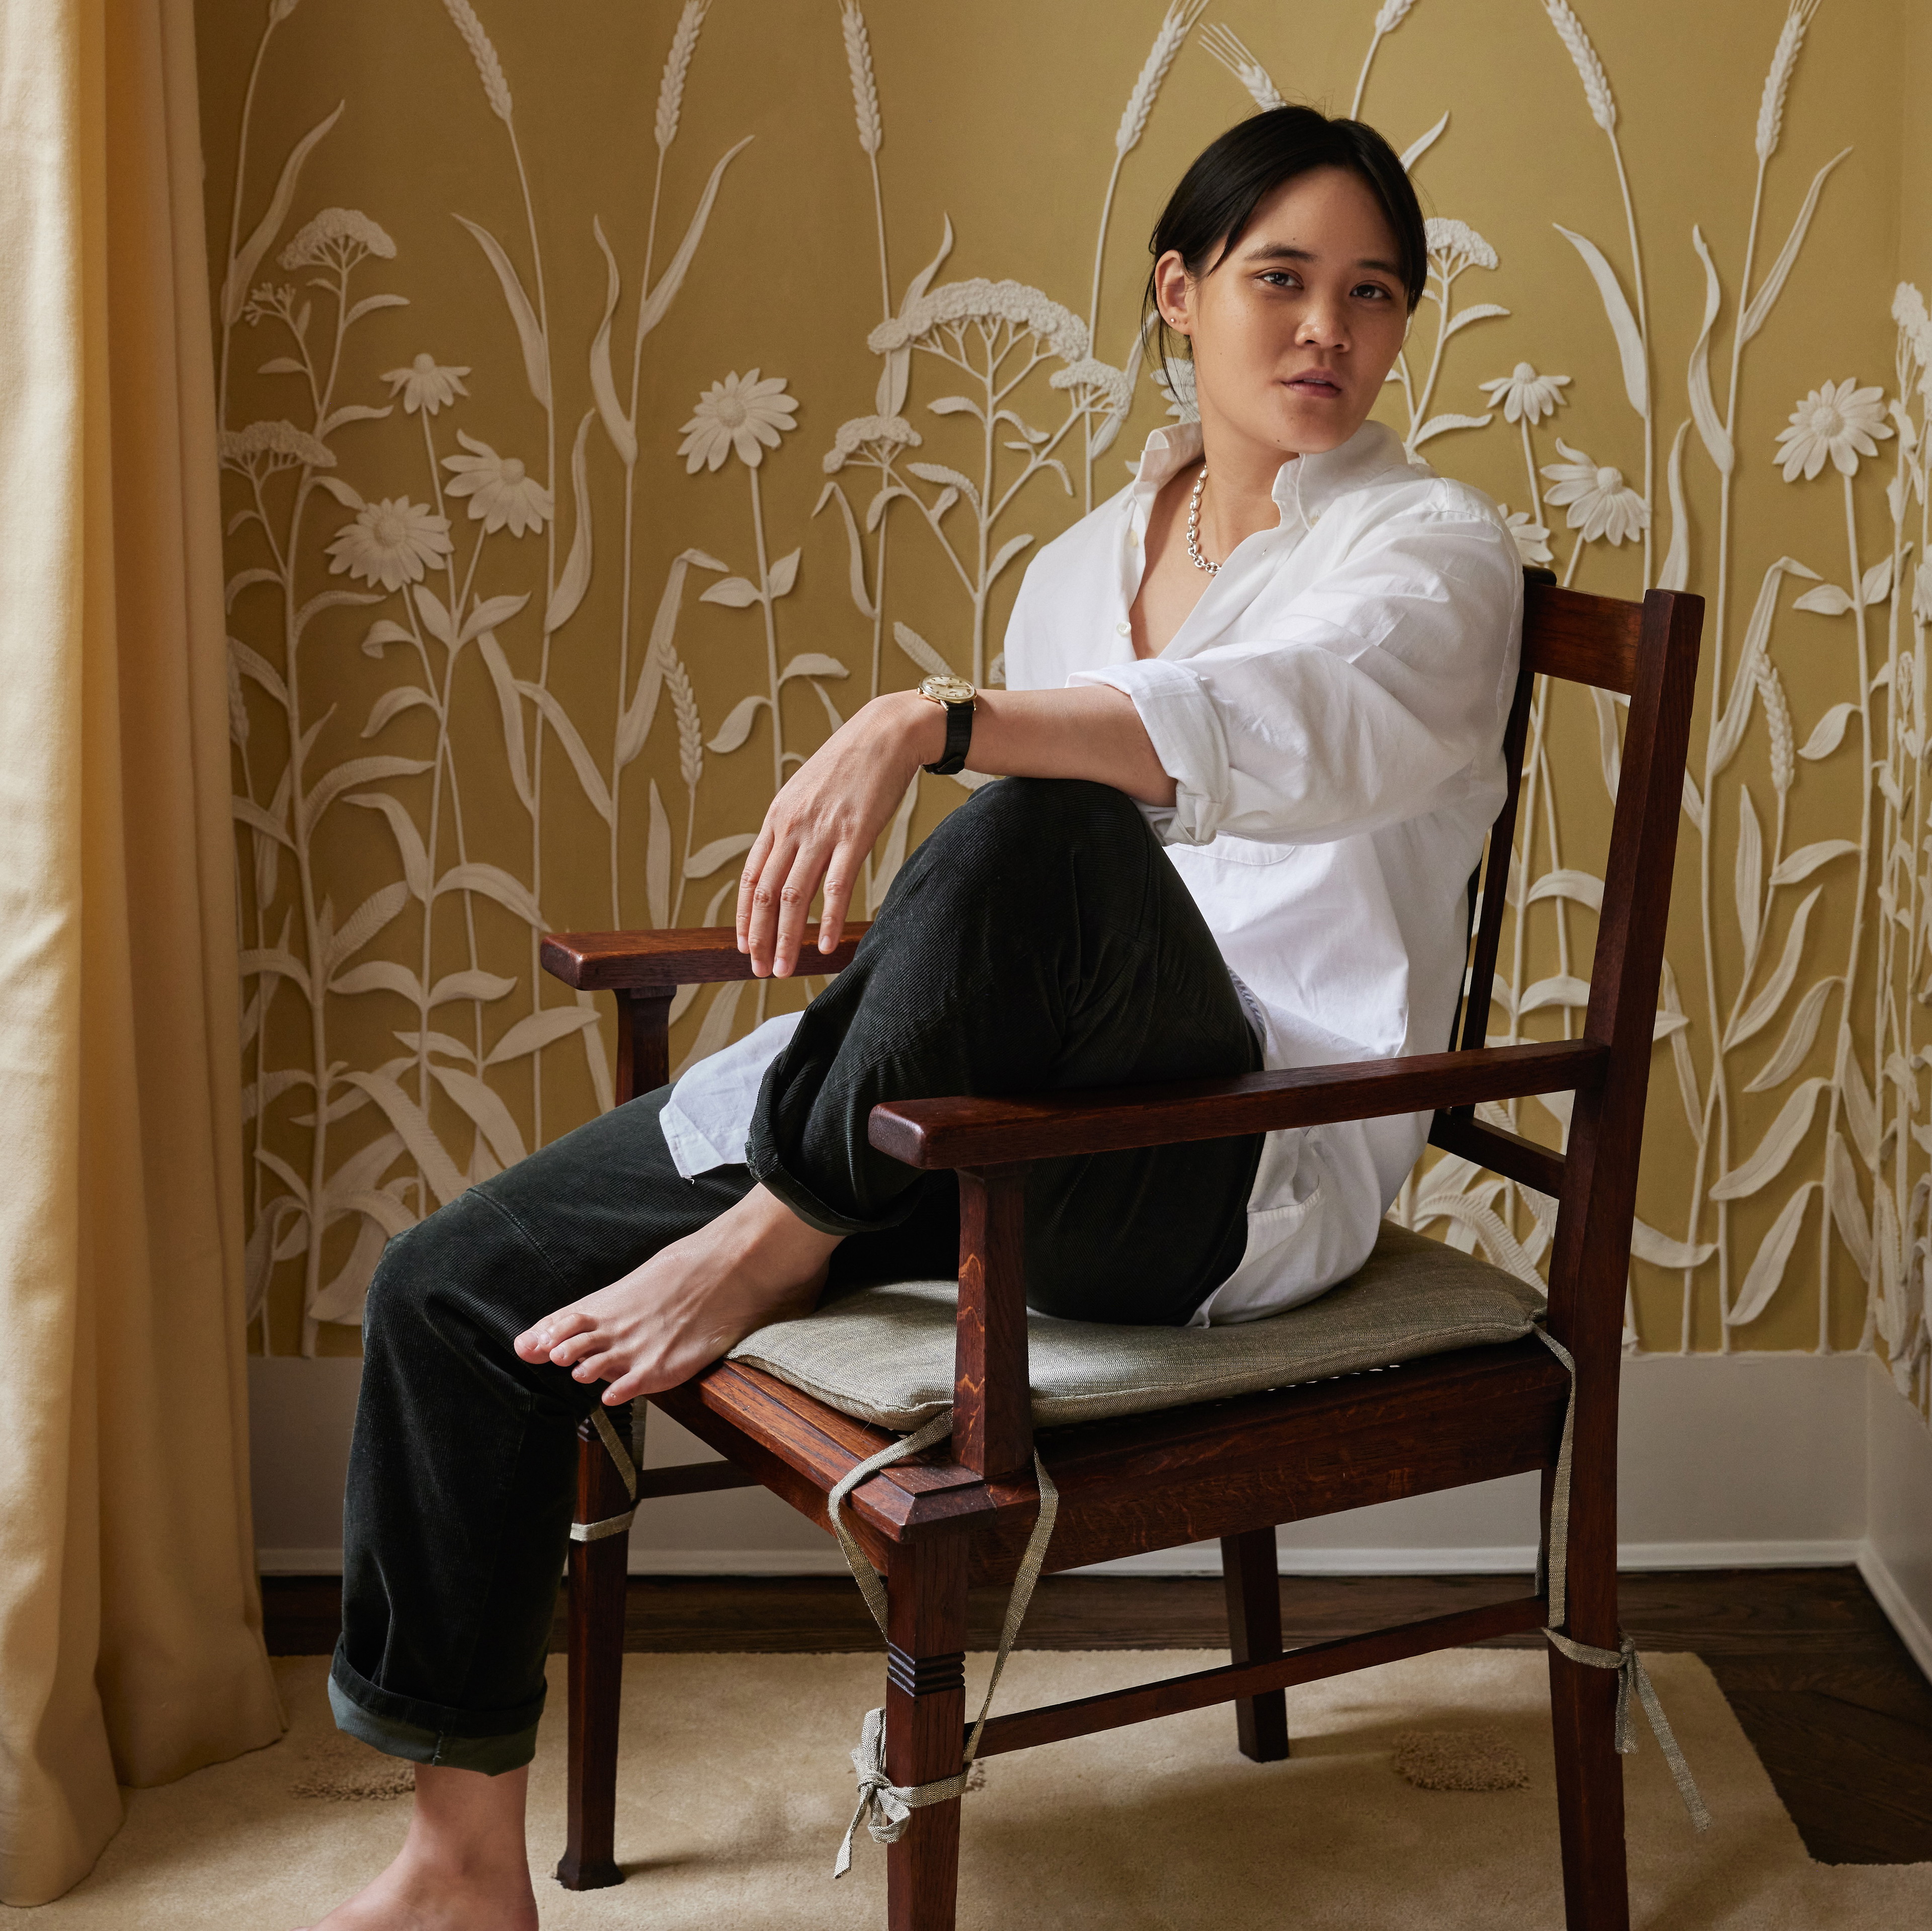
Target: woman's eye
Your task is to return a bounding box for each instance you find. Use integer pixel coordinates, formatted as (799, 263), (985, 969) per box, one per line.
(1258, 270), (1300, 290)
(1353, 283), (1392, 301)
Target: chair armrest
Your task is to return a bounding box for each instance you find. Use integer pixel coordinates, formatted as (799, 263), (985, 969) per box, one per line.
(540, 923), (870, 994)
(868, 1038), (1604, 1170)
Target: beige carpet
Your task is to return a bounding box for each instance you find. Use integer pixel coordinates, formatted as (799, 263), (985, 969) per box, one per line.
(8, 1649), (1928, 1928)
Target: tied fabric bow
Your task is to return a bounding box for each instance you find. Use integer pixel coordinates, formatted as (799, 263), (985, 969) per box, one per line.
(834, 1707), (971, 1878)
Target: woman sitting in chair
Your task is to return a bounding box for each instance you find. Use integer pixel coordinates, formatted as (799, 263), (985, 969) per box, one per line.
(307, 105), (1521, 1931)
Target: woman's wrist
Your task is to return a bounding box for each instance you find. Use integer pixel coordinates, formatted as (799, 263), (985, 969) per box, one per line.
(877, 688), (950, 768)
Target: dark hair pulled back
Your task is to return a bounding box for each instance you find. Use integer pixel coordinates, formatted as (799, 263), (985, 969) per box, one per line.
(1142, 106), (1426, 370)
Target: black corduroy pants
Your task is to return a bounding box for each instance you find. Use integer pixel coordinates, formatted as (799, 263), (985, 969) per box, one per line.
(331, 779), (1264, 1770)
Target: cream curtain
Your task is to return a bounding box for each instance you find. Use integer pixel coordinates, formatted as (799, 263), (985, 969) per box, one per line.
(0, 0), (283, 1904)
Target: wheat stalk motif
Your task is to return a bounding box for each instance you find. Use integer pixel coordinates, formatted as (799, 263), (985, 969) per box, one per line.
(1756, 0), (1819, 162)
(841, 1), (883, 157)
(442, 0), (512, 124)
(1541, 0), (1615, 134)
(1199, 24), (1285, 112)
(1757, 659), (1795, 798)
(666, 648), (703, 794)
(1374, 0), (1417, 31)
(656, 0), (709, 154)
(1114, 0), (1208, 158)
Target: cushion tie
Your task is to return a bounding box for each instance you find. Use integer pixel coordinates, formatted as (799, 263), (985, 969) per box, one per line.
(1534, 1327), (1711, 1833)
(827, 1411), (1059, 1877)
(569, 1403), (639, 1543)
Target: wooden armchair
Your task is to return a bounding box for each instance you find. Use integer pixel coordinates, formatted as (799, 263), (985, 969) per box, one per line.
(538, 573), (1703, 1931)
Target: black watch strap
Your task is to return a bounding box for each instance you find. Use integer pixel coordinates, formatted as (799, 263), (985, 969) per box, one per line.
(922, 700), (974, 776)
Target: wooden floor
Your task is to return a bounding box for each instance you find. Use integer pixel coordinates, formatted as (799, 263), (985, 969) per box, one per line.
(264, 1565), (1932, 1867)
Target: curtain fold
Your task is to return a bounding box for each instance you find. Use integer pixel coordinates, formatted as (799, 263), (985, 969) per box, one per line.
(0, 0), (284, 1905)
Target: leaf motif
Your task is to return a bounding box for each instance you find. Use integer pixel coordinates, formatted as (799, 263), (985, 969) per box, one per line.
(458, 592), (532, 648)
(1524, 869), (1604, 912)
(926, 395), (982, 419)
(424, 1063), (528, 1172)
(646, 780), (671, 929)
(545, 412), (596, 634)
(588, 217), (637, 466)
(257, 355), (306, 376)
(344, 292), (409, 328)
(780, 652), (849, 682)
(428, 969), (518, 1005)
(341, 1070), (467, 1205)
(1628, 1218), (1716, 1269)
(360, 618), (413, 659)
(699, 576), (761, 608)
(233, 794), (293, 846)
(226, 567), (282, 611)
(1518, 974), (1591, 1013)
(293, 588), (379, 640)
(475, 632), (533, 810)
(1712, 558), (1817, 774)
(1442, 302), (1510, 338)
(1837, 1031), (1879, 1167)
(707, 694), (771, 755)
(1399, 111), (1449, 171)
(1861, 555), (1894, 605)
(908, 461), (981, 510)
(330, 1187), (417, 1242)
(515, 680), (613, 822)
(326, 882), (411, 977)
(672, 978), (745, 1080)
(1745, 976), (1839, 1093)
(1825, 1131), (1872, 1278)
(1739, 148), (1851, 346)
(685, 833), (755, 880)
(1553, 224), (1647, 415)
(1410, 411), (1493, 447)
(1798, 702), (1857, 761)
(814, 482), (875, 620)
(579, 994), (614, 1116)
(435, 862), (544, 927)
(1734, 785), (1762, 956)
(453, 212), (549, 405)
(1591, 685), (1622, 801)
(1686, 228), (1733, 474)
(893, 621), (956, 680)
(299, 757), (432, 840)
(1727, 1183), (1818, 1326)
(328, 960), (424, 1001)
(1769, 839), (1858, 886)
(310, 475), (364, 511)
(316, 402), (392, 438)
(1657, 421), (1692, 592)
(634, 137), (755, 347)
(619, 550), (715, 771)
(1793, 582), (1852, 616)
(219, 101), (344, 324)
(988, 533), (1035, 584)
(361, 686), (438, 738)
(483, 1005), (599, 1067)
(765, 548), (801, 599)
(1707, 1077), (1827, 1201)
(1682, 771), (1704, 832)
(1728, 884), (1820, 1049)
(413, 584), (457, 646)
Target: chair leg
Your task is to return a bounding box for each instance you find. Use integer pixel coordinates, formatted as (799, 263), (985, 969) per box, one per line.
(1220, 1529), (1289, 1762)
(1549, 1643), (1630, 1931)
(556, 1419), (631, 1891)
(885, 1533), (971, 1931)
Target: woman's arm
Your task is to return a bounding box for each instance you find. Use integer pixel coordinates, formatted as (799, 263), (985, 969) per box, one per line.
(735, 684), (1175, 978)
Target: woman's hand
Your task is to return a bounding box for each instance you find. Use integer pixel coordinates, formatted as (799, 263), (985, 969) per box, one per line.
(736, 692), (940, 977)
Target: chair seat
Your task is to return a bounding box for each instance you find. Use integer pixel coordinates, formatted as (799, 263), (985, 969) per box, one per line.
(729, 1220), (1543, 1431)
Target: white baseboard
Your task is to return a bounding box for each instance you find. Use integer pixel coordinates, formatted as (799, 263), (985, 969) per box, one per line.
(1858, 1539), (1932, 1682)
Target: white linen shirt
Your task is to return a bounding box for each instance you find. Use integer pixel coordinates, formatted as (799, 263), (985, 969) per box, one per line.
(659, 415), (1521, 1324)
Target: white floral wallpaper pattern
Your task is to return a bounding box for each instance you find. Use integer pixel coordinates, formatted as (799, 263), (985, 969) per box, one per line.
(200, 0), (1927, 1428)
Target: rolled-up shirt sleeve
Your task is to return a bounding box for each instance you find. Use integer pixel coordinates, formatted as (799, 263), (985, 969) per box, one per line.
(1071, 503), (1520, 848)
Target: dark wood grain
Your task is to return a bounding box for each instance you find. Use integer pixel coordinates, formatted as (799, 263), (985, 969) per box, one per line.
(540, 923), (868, 993)
(953, 1168), (1032, 1481)
(886, 1534), (970, 1931)
(1428, 1110), (1564, 1197)
(1457, 648), (1537, 1053)
(614, 989), (672, 1103)
(1221, 1529), (1289, 1761)
(1521, 580), (1643, 695)
(868, 1038), (1606, 1170)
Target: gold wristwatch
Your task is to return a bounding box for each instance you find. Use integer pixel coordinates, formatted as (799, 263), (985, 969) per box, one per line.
(917, 673), (977, 775)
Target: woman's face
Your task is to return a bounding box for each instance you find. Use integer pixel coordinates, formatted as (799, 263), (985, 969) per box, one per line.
(1156, 165), (1411, 463)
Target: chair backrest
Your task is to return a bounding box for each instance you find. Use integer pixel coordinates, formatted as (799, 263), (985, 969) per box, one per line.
(1433, 571), (1703, 1362)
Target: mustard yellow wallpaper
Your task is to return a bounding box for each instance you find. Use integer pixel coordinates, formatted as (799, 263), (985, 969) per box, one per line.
(195, 0), (1926, 1416)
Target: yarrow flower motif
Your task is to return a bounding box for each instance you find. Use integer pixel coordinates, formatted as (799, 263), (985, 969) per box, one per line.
(279, 207), (397, 271)
(1479, 363), (1571, 425)
(243, 282), (297, 328)
(442, 431), (551, 535)
(822, 414), (921, 474)
(677, 370), (798, 473)
(1049, 358), (1134, 417)
(1541, 440), (1649, 545)
(383, 353), (471, 416)
(325, 497), (453, 593)
(1773, 378), (1892, 482)
(1498, 506), (1554, 566)
(868, 280), (1090, 363)
(1424, 217), (1499, 278)
(217, 419), (336, 476)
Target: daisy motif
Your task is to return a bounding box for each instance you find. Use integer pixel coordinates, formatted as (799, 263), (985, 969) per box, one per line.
(383, 353), (471, 416)
(442, 432), (551, 536)
(1541, 440), (1649, 545)
(325, 497), (453, 593)
(1479, 363), (1571, 426)
(1773, 378), (1892, 482)
(1499, 507), (1554, 567)
(678, 370), (799, 473)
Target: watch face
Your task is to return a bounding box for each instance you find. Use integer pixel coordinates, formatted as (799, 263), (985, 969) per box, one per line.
(920, 674), (976, 704)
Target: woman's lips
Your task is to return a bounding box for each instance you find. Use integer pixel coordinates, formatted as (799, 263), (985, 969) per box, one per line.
(1286, 372), (1343, 396)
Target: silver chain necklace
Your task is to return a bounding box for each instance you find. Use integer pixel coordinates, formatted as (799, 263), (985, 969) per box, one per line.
(1185, 464), (1221, 575)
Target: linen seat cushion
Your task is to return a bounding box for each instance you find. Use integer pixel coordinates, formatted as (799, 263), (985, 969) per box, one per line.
(729, 1220), (1544, 1431)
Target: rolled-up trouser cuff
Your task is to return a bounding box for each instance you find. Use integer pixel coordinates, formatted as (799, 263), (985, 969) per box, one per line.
(329, 1645), (542, 1776)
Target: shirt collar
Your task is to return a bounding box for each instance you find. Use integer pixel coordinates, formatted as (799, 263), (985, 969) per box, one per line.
(1128, 416), (1421, 531)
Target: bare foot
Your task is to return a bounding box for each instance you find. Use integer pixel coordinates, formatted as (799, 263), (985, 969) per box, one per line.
(298, 1765), (537, 1931)
(513, 1182), (841, 1402)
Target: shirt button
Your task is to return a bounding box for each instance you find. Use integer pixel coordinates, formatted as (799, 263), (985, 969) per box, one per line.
(1128, 529), (1141, 546)
(1115, 621), (1132, 636)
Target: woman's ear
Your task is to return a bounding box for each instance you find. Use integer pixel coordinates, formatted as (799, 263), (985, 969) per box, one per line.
(1152, 248), (1194, 336)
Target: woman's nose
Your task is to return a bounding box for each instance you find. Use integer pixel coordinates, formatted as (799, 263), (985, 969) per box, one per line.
(1296, 303), (1347, 350)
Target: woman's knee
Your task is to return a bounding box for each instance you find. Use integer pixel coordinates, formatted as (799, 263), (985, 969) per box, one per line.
(360, 1190), (530, 1357)
(921, 777), (1153, 889)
